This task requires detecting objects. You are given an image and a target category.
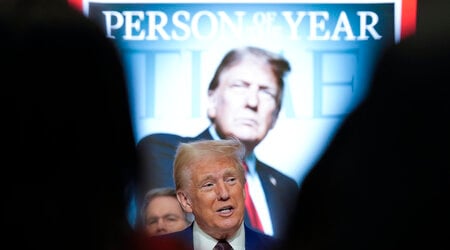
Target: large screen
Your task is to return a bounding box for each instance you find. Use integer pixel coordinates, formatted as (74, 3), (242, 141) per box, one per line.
(81, 0), (415, 183)
(74, 0), (417, 237)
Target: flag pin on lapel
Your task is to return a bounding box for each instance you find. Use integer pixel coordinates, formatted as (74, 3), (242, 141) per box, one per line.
(270, 176), (277, 186)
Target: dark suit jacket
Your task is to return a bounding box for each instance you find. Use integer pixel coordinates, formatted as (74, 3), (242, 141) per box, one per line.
(140, 223), (280, 250)
(135, 128), (299, 238)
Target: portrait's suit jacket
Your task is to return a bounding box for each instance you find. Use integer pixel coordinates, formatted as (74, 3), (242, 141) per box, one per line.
(136, 128), (299, 238)
(145, 223), (280, 250)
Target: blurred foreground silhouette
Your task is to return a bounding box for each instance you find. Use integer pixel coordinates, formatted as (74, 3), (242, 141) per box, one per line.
(279, 1), (450, 249)
(1, 1), (137, 249)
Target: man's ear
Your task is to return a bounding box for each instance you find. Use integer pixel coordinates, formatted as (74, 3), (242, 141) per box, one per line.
(207, 90), (217, 120)
(177, 191), (193, 213)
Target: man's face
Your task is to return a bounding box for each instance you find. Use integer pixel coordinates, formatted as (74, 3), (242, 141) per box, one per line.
(144, 196), (189, 236)
(208, 55), (279, 147)
(178, 157), (245, 239)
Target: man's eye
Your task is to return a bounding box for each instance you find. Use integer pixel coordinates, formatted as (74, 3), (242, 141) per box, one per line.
(259, 88), (277, 99)
(166, 216), (181, 222)
(201, 182), (214, 190)
(226, 177), (237, 183)
(146, 219), (157, 225)
(229, 80), (246, 87)
(229, 81), (250, 92)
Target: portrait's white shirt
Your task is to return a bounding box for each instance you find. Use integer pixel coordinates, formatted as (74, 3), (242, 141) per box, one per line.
(209, 126), (274, 236)
(193, 221), (245, 250)
(244, 154), (274, 236)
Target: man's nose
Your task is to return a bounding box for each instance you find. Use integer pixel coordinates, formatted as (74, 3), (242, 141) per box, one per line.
(216, 182), (230, 200)
(245, 86), (260, 108)
(156, 218), (167, 228)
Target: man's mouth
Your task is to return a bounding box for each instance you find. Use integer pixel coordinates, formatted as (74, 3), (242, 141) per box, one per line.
(217, 205), (234, 215)
(237, 118), (257, 126)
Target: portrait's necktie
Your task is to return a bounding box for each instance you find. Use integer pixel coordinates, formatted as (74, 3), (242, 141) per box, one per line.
(213, 239), (233, 250)
(242, 161), (264, 232)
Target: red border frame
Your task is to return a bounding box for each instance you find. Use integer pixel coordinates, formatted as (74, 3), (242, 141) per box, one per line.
(68, 0), (83, 11)
(400, 0), (417, 39)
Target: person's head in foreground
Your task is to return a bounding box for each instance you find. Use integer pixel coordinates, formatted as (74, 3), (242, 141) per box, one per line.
(174, 138), (246, 240)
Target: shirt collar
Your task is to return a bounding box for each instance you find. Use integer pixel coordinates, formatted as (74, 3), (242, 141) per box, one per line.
(193, 221), (245, 250)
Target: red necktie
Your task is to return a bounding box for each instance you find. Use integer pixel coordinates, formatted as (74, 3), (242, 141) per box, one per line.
(242, 162), (264, 232)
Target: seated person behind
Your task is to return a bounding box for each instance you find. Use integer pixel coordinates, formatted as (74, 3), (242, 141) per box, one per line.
(146, 138), (279, 250)
(139, 187), (193, 236)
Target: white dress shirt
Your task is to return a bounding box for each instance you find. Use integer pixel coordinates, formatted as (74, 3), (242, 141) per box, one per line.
(193, 221), (245, 250)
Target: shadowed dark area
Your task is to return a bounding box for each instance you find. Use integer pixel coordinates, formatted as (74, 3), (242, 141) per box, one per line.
(279, 1), (450, 249)
(1, 1), (137, 249)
